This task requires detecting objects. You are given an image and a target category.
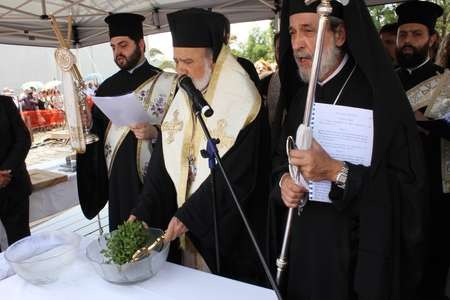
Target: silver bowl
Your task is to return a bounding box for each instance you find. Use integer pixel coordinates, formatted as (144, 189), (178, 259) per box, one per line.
(85, 227), (169, 284)
(4, 231), (81, 285)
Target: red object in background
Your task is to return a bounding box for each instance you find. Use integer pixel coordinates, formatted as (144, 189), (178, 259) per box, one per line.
(86, 96), (94, 110)
(21, 109), (65, 129)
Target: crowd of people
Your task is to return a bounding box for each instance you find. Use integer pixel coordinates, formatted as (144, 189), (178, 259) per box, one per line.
(1, 0), (449, 299)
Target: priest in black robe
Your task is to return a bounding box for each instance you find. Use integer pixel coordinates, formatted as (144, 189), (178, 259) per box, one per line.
(395, 2), (450, 298)
(76, 13), (163, 231)
(131, 8), (271, 286)
(271, 1), (427, 299)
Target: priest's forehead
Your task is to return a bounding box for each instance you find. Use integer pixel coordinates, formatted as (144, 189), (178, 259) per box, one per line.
(289, 12), (343, 32)
(173, 47), (213, 62)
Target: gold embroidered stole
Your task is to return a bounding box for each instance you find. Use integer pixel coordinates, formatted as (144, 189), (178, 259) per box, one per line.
(104, 72), (178, 182)
(406, 70), (449, 112)
(161, 46), (261, 207)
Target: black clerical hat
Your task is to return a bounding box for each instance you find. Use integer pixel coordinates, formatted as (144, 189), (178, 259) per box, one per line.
(104, 13), (145, 41)
(396, 1), (443, 31)
(167, 8), (224, 61)
(288, 0), (344, 18)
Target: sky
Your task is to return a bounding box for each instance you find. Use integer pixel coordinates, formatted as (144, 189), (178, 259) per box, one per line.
(0, 20), (271, 95)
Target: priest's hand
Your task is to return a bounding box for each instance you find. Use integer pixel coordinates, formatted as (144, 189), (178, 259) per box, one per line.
(289, 139), (343, 182)
(0, 170), (12, 189)
(165, 217), (188, 241)
(130, 123), (158, 140)
(414, 110), (429, 121)
(127, 214), (149, 228)
(280, 173), (308, 208)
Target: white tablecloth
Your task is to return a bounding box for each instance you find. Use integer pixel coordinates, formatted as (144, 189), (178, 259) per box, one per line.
(0, 238), (277, 300)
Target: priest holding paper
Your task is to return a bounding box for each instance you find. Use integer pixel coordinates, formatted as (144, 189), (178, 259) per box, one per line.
(271, 0), (427, 299)
(77, 13), (177, 230)
(130, 8), (270, 286)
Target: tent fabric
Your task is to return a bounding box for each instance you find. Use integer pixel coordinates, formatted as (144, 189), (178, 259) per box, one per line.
(0, 0), (400, 48)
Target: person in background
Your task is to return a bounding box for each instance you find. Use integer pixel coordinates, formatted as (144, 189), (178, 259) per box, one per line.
(379, 22), (398, 66)
(0, 95), (31, 250)
(395, 1), (450, 298)
(436, 33), (450, 68)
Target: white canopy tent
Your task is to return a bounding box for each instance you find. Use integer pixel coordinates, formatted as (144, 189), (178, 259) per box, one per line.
(0, 0), (400, 48)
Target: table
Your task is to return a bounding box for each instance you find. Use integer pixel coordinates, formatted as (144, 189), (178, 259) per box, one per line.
(0, 238), (277, 300)
(28, 160), (78, 222)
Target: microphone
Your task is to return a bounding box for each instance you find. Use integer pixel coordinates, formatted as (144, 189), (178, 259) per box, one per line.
(178, 75), (214, 117)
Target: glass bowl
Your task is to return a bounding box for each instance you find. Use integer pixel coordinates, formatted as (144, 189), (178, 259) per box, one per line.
(4, 231), (81, 285)
(85, 227), (169, 284)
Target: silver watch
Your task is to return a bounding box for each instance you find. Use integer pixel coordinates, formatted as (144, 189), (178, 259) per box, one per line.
(335, 162), (348, 189)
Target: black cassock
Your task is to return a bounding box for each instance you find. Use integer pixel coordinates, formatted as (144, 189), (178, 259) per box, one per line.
(272, 58), (427, 300)
(0, 96), (31, 247)
(397, 60), (450, 299)
(132, 107), (271, 286)
(77, 61), (160, 230)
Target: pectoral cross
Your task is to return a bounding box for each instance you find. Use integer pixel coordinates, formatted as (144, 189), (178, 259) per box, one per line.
(161, 110), (183, 144)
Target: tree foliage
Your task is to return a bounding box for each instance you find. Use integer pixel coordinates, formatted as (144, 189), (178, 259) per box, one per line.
(231, 26), (275, 63)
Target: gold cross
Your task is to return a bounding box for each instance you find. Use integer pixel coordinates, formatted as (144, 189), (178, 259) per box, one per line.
(210, 119), (234, 150)
(161, 110), (183, 144)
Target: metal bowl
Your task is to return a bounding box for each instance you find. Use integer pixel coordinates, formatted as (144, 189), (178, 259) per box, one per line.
(4, 231), (81, 285)
(85, 227), (169, 284)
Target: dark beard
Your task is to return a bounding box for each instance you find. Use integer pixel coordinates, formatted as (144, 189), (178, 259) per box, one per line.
(115, 45), (142, 71)
(396, 43), (429, 69)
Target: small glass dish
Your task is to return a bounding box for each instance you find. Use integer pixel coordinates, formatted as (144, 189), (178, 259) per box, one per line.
(85, 227), (169, 284)
(4, 231), (81, 285)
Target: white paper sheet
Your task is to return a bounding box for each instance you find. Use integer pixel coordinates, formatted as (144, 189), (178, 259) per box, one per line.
(309, 103), (373, 203)
(93, 93), (150, 126)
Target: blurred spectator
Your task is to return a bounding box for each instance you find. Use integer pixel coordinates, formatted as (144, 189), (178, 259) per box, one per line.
(430, 31), (441, 63)
(436, 33), (450, 68)
(379, 23), (398, 65)
(19, 89), (38, 111)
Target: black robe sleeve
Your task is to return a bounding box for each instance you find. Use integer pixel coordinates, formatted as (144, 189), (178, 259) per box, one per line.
(76, 104), (110, 219)
(0, 97), (31, 172)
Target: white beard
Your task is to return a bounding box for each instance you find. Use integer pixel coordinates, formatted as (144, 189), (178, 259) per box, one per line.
(296, 42), (342, 83)
(192, 60), (213, 91)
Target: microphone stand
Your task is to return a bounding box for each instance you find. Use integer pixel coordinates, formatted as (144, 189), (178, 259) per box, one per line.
(200, 138), (221, 274)
(190, 104), (283, 300)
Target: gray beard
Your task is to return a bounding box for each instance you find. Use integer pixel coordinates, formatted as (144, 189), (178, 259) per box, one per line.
(192, 61), (213, 91)
(297, 43), (342, 83)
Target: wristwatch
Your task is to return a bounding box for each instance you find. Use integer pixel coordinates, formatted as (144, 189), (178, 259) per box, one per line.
(335, 162), (349, 189)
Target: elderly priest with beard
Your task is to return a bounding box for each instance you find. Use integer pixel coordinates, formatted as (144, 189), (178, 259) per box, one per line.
(130, 8), (270, 286)
(271, 0), (427, 299)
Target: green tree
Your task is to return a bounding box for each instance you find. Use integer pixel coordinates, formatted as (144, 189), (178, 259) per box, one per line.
(231, 26), (275, 63)
(369, 4), (397, 30)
